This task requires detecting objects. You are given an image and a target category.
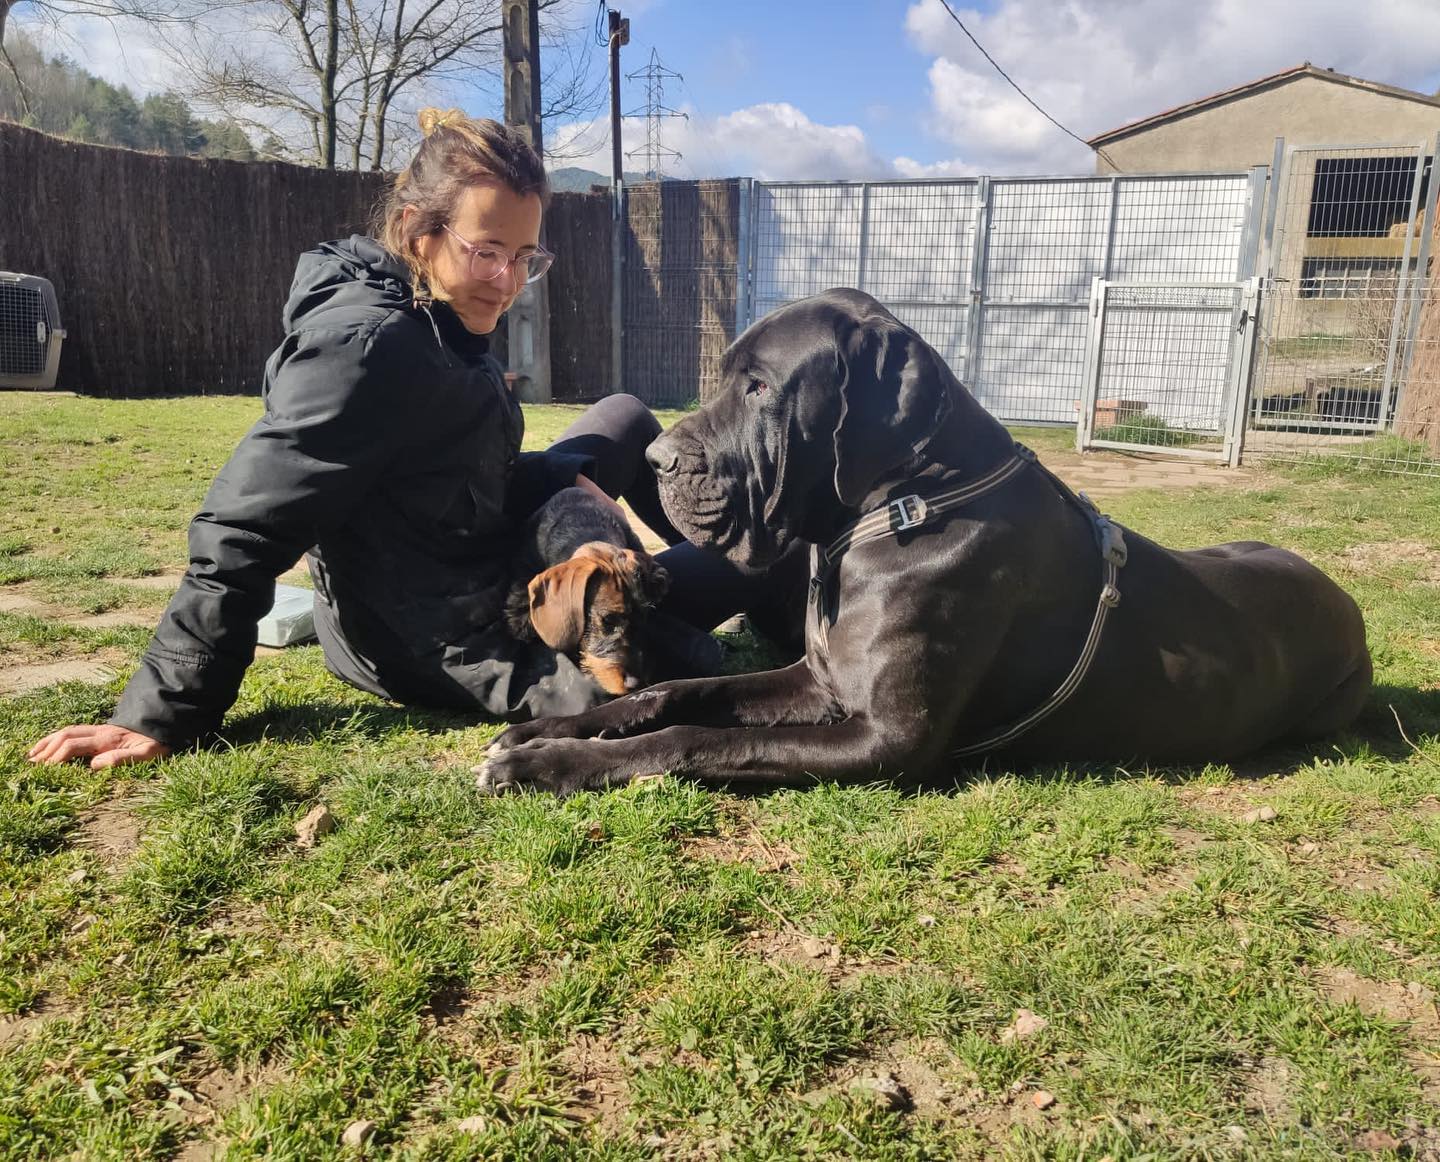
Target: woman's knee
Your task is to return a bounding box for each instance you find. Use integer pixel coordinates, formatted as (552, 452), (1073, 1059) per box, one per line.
(591, 393), (661, 443)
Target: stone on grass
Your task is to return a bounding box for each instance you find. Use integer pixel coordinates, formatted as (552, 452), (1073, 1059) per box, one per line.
(916, 914), (937, 928)
(455, 1116), (488, 1134)
(341, 1119), (376, 1149)
(1242, 805), (1278, 824)
(1000, 1009), (1049, 1042)
(800, 937), (829, 959)
(1354, 1129), (1402, 1152)
(65, 868), (88, 885)
(295, 805), (335, 849)
(850, 1072), (912, 1112)
(1031, 1090), (1056, 1110)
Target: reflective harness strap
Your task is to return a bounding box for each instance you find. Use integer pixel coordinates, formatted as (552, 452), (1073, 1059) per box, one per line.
(813, 445), (1037, 584)
(952, 503), (1126, 757)
(807, 443), (1129, 760)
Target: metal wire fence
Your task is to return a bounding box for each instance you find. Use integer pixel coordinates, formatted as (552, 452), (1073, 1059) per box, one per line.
(1079, 281), (1256, 463)
(746, 171), (1266, 426)
(1246, 142), (1440, 477)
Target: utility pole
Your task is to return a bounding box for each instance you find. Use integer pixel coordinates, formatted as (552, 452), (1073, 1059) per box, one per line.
(608, 9), (629, 395)
(502, 0), (551, 403)
(625, 48), (687, 179)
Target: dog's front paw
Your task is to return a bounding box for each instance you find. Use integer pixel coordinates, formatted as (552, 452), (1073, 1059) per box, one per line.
(486, 715), (585, 757)
(473, 738), (618, 798)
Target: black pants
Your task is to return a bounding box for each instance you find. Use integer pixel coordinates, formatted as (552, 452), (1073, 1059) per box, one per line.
(547, 394), (806, 642)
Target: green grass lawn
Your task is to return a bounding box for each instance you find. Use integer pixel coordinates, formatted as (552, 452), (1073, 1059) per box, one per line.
(2, 393), (1439, 1160)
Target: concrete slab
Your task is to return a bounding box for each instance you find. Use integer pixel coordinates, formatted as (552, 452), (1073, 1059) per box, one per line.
(0, 660), (117, 697)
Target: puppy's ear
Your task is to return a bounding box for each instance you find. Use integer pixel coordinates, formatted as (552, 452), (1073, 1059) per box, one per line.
(528, 560), (598, 652)
(832, 319), (953, 507)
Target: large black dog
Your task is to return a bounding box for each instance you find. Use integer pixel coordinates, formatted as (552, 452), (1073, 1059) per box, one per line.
(476, 289), (1372, 796)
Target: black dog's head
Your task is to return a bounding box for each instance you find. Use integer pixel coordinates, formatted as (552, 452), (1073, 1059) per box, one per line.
(646, 288), (961, 569)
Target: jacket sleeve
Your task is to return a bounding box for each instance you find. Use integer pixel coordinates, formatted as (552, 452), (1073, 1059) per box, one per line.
(505, 449), (597, 520)
(109, 321), (414, 749)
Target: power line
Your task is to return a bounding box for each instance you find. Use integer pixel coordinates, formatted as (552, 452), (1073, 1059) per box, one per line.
(933, 0), (1118, 171)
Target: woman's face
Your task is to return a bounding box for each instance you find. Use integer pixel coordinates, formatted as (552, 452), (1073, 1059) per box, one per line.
(411, 181), (544, 334)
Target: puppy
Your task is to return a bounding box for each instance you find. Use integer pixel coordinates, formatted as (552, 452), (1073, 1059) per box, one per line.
(505, 487), (669, 695)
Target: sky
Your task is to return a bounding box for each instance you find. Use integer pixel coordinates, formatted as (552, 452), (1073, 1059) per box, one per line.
(25, 0), (1440, 180)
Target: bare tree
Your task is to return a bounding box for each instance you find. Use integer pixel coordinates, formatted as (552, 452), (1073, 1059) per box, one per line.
(162, 0), (595, 171)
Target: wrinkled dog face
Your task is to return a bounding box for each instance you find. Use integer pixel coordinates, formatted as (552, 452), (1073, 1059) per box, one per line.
(644, 300), (850, 569)
(526, 542), (669, 694)
(645, 289), (955, 570)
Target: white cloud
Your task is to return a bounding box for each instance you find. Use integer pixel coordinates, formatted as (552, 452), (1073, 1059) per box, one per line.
(903, 0), (1440, 174)
(549, 101), (897, 181)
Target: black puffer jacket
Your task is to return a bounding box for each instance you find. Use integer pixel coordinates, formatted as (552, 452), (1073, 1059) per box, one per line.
(110, 236), (607, 749)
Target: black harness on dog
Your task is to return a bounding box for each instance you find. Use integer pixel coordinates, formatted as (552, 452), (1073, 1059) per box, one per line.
(809, 443), (1129, 758)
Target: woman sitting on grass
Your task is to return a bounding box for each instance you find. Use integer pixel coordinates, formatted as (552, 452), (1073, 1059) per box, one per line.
(30, 109), (798, 771)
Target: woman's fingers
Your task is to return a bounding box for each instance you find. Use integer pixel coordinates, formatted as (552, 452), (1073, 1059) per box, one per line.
(91, 739), (169, 770)
(27, 724), (168, 768)
(28, 725), (109, 763)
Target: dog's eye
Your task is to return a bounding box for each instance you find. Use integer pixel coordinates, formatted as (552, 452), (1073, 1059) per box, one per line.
(746, 378), (769, 396)
(600, 613), (625, 633)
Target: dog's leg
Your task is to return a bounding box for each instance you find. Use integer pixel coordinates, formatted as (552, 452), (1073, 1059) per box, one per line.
(489, 661), (832, 752)
(475, 715), (926, 798)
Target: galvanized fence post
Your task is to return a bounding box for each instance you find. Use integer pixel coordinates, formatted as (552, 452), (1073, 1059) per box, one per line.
(735, 177), (753, 339)
(1392, 134), (1440, 424)
(1378, 141), (1430, 421)
(964, 175), (991, 389)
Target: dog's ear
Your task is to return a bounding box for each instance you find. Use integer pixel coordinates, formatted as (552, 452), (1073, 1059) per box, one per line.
(832, 318), (953, 507)
(528, 560), (600, 652)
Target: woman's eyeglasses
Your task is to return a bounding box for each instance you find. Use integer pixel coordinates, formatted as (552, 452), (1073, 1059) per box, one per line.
(442, 225), (555, 284)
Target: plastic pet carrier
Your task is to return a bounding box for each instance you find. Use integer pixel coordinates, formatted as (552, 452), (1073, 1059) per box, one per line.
(0, 272), (66, 389)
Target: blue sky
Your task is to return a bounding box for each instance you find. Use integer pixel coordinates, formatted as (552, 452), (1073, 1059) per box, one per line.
(615, 0), (943, 165)
(34, 0), (1440, 179)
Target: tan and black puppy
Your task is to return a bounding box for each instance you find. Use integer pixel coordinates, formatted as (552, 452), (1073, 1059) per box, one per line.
(505, 488), (669, 695)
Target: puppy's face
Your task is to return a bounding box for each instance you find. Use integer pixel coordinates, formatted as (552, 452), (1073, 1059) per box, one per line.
(527, 542), (669, 694)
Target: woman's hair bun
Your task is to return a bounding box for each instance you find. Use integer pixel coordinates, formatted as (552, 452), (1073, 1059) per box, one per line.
(418, 107), (465, 138)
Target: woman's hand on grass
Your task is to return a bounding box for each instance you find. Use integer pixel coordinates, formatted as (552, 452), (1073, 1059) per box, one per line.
(28, 724), (171, 770)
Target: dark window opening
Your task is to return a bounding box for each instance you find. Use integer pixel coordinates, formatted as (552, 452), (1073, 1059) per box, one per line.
(1307, 155), (1430, 237)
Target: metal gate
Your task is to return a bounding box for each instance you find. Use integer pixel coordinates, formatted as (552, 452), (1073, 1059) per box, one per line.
(743, 170), (1267, 428)
(1249, 139), (1439, 444)
(1077, 279), (1259, 464)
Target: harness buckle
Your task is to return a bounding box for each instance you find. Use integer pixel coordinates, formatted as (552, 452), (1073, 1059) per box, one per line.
(1101, 582), (1122, 609)
(890, 494), (929, 532)
(1098, 519), (1128, 568)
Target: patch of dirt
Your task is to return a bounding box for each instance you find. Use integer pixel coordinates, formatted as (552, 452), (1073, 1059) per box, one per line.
(804, 1038), (1048, 1136)
(1162, 826), (1214, 851)
(556, 1033), (634, 1135)
(0, 994), (78, 1049)
(1237, 1054), (1296, 1120)
(1103, 856), (1199, 908)
(74, 796), (145, 867)
(680, 828), (798, 873)
(1318, 968), (1440, 1098)
(1338, 541), (1440, 584)
(740, 927), (906, 985)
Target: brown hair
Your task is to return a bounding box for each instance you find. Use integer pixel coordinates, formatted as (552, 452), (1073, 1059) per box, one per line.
(375, 108), (550, 301)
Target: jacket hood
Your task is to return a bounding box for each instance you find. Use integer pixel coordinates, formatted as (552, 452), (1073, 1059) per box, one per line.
(282, 235), (415, 333)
